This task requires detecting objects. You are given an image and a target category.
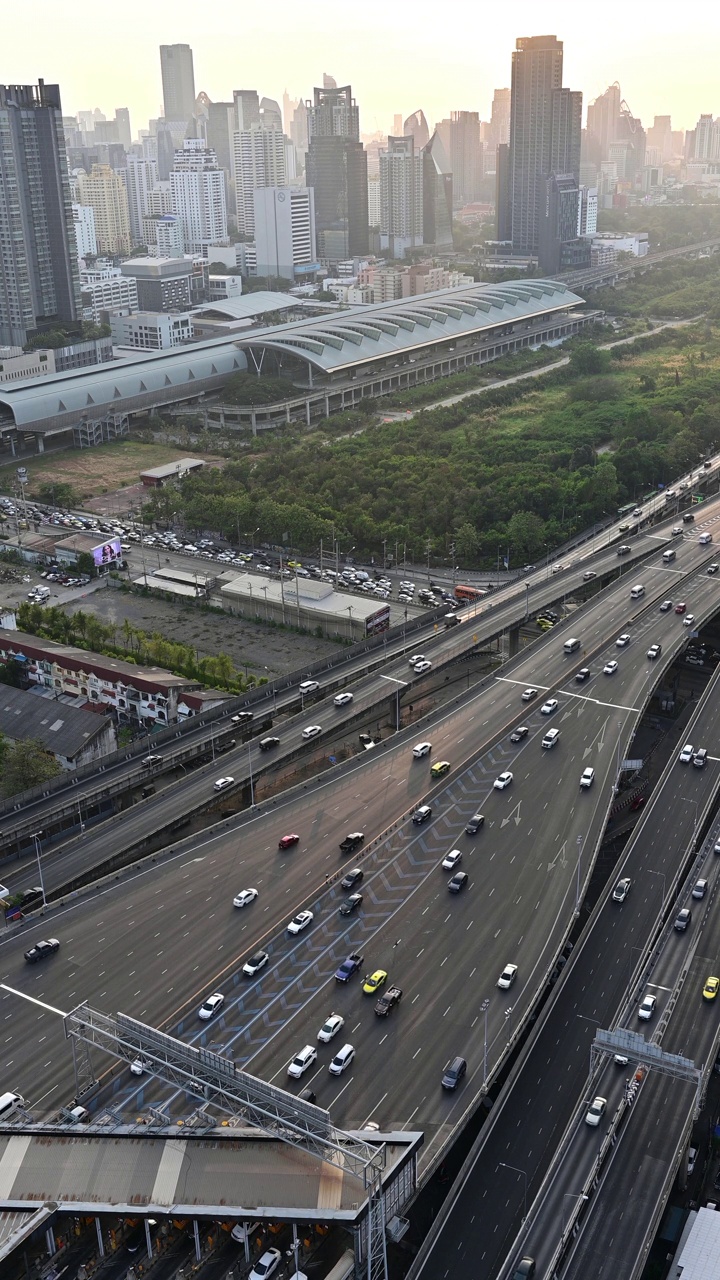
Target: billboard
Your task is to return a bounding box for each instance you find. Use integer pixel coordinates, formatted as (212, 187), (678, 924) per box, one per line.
(94, 538), (122, 568)
(365, 606), (390, 636)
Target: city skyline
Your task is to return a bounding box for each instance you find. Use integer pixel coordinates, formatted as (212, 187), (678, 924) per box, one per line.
(5, 1), (720, 139)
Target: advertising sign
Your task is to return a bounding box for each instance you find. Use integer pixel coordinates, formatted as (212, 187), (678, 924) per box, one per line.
(93, 538), (122, 568)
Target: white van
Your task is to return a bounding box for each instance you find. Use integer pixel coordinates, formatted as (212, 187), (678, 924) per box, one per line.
(630, 584), (645, 599)
(563, 637), (581, 654)
(699, 532), (713, 545)
(0, 1091), (24, 1117)
(662, 549), (676, 563)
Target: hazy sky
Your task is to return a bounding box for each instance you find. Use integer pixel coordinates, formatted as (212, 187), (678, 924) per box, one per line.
(4, 0), (720, 136)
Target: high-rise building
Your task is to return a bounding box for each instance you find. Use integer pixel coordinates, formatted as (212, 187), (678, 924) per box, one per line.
(290, 99), (309, 166)
(539, 173), (589, 274)
(170, 138), (227, 253)
(586, 83), (622, 163)
(254, 186), (316, 280)
(490, 89), (511, 147)
(306, 85), (368, 264)
(422, 132), (453, 250)
(646, 115), (672, 163)
(115, 108), (132, 150)
(0, 80), (81, 347)
(435, 111), (484, 206)
(404, 110), (430, 151)
(233, 89), (260, 132)
(691, 114), (719, 161)
(72, 203), (97, 259)
(125, 155), (158, 242)
(160, 44), (196, 127)
(232, 126), (288, 237)
(76, 163), (132, 255)
(205, 102), (235, 175)
(379, 136), (423, 258)
(503, 35), (582, 261)
(261, 98), (283, 130)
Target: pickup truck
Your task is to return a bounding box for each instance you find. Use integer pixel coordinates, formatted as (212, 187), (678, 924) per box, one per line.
(339, 832), (365, 854)
(335, 953), (364, 982)
(374, 986), (402, 1017)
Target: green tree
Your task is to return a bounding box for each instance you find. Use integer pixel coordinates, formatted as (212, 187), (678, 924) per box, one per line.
(34, 481), (77, 509)
(569, 343), (607, 377)
(1, 738), (61, 798)
(507, 511), (546, 558)
(454, 521), (481, 564)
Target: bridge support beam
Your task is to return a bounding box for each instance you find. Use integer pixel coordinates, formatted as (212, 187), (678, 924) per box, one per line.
(507, 625), (521, 658)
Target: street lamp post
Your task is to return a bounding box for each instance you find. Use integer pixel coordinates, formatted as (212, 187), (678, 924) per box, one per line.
(575, 833), (585, 914)
(31, 831), (47, 908)
(248, 741), (255, 807)
(682, 796), (699, 852)
(497, 1162), (527, 1220)
(562, 1192), (589, 1238)
(648, 867), (666, 907)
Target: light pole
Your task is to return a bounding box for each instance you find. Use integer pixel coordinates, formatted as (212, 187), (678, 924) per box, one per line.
(347, 604), (354, 639)
(481, 997), (490, 1084)
(497, 1162), (527, 1220)
(382, 539), (387, 571)
(562, 1192), (589, 1237)
(648, 867), (666, 906)
(31, 831), (47, 908)
(248, 741), (255, 807)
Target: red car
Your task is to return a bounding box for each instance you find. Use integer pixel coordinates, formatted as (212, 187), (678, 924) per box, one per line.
(629, 796), (646, 812)
(675, 602), (687, 615)
(278, 833), (300, 850)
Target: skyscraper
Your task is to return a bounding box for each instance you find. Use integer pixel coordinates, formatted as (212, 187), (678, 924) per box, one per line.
(76, 163), (132, 254)
(586, 84), (622, 163)
(422, 132), (453, 250)
(232, 125), (288, 237)
(503, 34), (582, 262)
(160, 44), (196, 126)
(0, 80), (81, 347)
(490, 89), (511, 148)
(254, 186), (316, 280)
(115, 108), (132, 150)
(125, 155), (158, 242)
(306, 85), (368, 263)
(404, 110), (430, 151)
(170, 139), (227, 253)
(379, 136), (423, 257)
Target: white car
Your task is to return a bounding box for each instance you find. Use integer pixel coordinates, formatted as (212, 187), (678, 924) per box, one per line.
(540, 698), (558, 715)
(684, 614), (696, 627)
(494, 771), (513, 790)
(603, 660), (618, 675)
(287, 1045), (318, 1078)
(198, 992), (225, 1020)
(638, 994), (657, 1021)
(317, 1013), (345, 1043)
(412, 742), (432, 758)
(585, 1096), (607, 1127)
(287, 909), (314, 935)
(442, 849), (463, 870)
(242, 950), (269, 977)
(414, 660), (432, 674)
(214, 776), (235, 791)
(521, 688), (538, 701)
(329, 1043), (355, 1075)
(248, 1247), (282, 1280)
(334, 692), (354, 706)
(233, 888), (258, 908)
(497, 963), (518, 989)
(580, 767), (595, 789)
(130, 1057), (148, 1076)
(679, 743), (695, 764)
(299, 680), (320, 695)
(302, 724), (322, 739)
(409, 654), (426, 665)
(616, 633), (631, 648)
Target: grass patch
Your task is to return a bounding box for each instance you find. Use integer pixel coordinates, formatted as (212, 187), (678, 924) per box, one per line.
(0, 438), (224, 500)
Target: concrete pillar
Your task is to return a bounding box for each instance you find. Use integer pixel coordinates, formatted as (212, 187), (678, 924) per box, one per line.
(251, 409), (257, 437)
(305, 398), (311, 425)
(37, 436), (45, 453)
(324, 394), (330, 416)
(508, 625), (520, 657)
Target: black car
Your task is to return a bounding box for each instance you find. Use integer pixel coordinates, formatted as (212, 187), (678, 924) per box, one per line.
(448, 871), (469, 894)
(412, 805), (432, 825)
(509, 725), (529, 744)
(465, 813), (484, 835)
(575, 667), (590, 683)
(339, 892), (363, 915)
(682, 512), (695, 524)
(24, 938), (59, 964)
(341, 867), (364, 890)
(259, 737), (280, 751)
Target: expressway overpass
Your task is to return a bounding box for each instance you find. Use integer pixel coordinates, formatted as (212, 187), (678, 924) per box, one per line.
(2, 476), (720, 1275)
(1, 513), (718, 1130)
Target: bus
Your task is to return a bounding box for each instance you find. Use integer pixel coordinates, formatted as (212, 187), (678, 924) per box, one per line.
(454, 584), (487, 603)
(617, 503), (635, 519)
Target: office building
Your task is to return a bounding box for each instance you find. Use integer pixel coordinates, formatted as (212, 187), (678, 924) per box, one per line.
(170, 139), (227, 253)
(379, 136), (423, 258)
(119, 255), (193, 310)
(586, 83), (622, 163)
(306, 85), (368, 264)
(0, 81), (82, 348)
(160, 44), (196, 127)
(422, 132), (453, 250)
(110, 310), (194, 350)
(76, 163), (132, 255)
(154, 213), (185, 256)
(404, 110), (430, 151)
(233, 89), (260, 132)
(539, 173), (589, 274)
(232, 126), (287, 237)
(80, 267), (138, 322)
(436, 111), (483, 206)
(125, 155), (158, 242)
(503, 35), (582, 260)
(204, 100), (235, 206)
(577, 185), (598, 237)
(72, 203), (97, 258)
(115, 108), (132, 150)
(490, 89), (511, 148)
(690, 114), (720, 162)
(646, 115), (672, 163)
(254, 186), (316, 280)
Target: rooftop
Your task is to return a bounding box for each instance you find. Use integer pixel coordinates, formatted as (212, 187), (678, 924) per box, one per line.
(0, 629), (194, 694)
(192, 291), (301, 321)
(221, 573), (387, 621)
(0, 685), (111, 760)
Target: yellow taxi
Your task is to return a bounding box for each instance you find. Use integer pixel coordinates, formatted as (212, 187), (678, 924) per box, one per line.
(702, 975), (719, 1001)
(362, 969), (388, 995)
(430, 760), (451, 779)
